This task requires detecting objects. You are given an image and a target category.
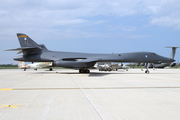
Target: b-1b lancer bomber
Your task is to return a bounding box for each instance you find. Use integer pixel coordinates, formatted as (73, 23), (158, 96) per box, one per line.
(6, 33), (175, 74)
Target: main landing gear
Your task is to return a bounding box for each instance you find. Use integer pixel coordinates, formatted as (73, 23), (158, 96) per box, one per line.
(49, 68), (53, 71)
(79, 69), (90, 73)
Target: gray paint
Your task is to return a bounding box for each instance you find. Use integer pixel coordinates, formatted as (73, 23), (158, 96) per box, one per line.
(151, 47), (179, 68)
(7, 33), (175, 70)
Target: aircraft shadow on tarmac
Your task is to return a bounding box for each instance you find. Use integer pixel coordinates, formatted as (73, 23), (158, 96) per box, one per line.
(25, 69), (176, 77)
(88, 72), (119, 77)
(29, 71), (147, 77)
(29, 70), (119, 77)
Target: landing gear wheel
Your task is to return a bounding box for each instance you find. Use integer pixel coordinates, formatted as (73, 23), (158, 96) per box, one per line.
(85, 70), (90, 73)
(145, 70), (150, 74)
(79, 69), (90, 73)
(79, 69), (84, 73)
(79, 69), (82, 73)
(49, 68), (53, 71)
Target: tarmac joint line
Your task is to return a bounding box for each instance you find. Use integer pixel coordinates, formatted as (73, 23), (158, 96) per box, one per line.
(1, 87), (180, 91)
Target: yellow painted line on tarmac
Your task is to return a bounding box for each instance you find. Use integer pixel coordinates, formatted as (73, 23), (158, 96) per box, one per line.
(0, 104), (22, 108)
(0, 88), (13, 91)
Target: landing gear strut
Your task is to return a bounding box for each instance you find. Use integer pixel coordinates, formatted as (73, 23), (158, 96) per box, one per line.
(79, 69), (90, 73)
(145, 63), (150, 74)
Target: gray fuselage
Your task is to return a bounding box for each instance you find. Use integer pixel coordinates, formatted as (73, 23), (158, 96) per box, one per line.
(14, 50), (174, 68)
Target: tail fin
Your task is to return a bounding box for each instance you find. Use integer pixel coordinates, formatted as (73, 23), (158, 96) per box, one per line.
(17, 33), (39, 48)
(166, 46), (180, 59)
(5, 33), (48, 55)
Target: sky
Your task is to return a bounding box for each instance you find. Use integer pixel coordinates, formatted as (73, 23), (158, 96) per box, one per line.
(0, 0), (180, 64)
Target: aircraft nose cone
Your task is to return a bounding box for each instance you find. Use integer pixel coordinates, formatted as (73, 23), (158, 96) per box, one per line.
(169, 58), (175, 62)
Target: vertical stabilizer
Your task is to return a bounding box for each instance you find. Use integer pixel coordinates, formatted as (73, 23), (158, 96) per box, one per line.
(165, 46), (180, 59)
(17, 33), (39, 48)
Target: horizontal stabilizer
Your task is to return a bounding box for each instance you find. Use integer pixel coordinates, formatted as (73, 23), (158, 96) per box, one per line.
(5, 47), (41, 51)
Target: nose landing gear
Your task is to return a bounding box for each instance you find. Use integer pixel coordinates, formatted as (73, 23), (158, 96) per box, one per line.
(145, 63), (150, 74)
(145, 70), (150, 74)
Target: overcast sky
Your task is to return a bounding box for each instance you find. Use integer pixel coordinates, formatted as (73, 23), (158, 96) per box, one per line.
(0, 0), (180, 64)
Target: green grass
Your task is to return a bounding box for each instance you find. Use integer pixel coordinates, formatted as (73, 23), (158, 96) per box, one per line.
(0, 64), (18, 69)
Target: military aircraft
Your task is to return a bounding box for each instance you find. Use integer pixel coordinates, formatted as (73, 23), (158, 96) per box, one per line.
(94, 62), (129, 71)
(18, 61), (53, 71)
(6, 33), (175, 74)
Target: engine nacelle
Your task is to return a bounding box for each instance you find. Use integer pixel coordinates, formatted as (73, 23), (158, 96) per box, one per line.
(52, 60), (95, 68)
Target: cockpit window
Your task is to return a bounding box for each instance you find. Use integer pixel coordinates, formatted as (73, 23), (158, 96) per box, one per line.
(153, 53), (159, 56)
(153, 53), (157, 56)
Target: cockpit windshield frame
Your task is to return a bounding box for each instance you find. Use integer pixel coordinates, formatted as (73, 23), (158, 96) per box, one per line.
(153, 53), (159, 56)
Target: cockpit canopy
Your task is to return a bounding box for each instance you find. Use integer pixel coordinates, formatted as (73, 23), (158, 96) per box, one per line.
(153, 53), (159, 56)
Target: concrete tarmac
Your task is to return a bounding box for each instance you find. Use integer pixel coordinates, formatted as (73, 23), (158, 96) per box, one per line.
(0, 69), (180, 120)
